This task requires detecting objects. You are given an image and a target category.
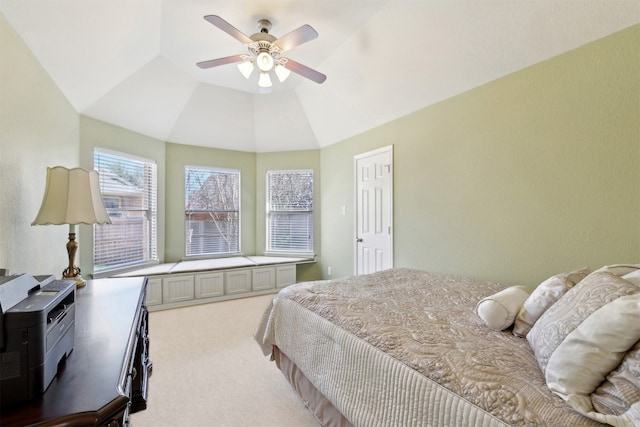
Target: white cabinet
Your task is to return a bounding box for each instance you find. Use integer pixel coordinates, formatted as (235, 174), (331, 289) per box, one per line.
(162, 276), (194, 304)
(145, 278), (163, 306)
(276, 265), (296, 288)
(129, 260), (304, 311)
(225, 269), (251, 295)
(195, 272), (224, 299)
(252, 267), (276, 291)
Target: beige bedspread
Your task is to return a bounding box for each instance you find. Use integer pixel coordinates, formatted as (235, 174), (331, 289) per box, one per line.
(255, 268), (604, 426)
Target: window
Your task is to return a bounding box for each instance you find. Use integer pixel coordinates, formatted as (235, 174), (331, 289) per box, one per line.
(93, 148), (158, 273)
(266, 170), (314, 254)
(185, 166), (240, 257)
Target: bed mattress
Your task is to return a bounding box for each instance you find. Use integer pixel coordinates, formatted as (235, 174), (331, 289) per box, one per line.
(255, 268), (604, 426)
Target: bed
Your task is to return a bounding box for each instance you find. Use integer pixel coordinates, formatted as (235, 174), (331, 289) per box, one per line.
(254, 267), (640, 427)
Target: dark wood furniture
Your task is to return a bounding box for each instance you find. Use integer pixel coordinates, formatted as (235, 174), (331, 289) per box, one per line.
(0, 277), (151, 426)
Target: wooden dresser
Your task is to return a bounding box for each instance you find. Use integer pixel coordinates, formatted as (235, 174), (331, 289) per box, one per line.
(0, 277), (151, 426)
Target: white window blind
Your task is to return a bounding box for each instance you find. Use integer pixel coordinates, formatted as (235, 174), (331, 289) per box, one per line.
(185, 166), (240, 257)
(266, 170), (313, 254)
(93, 148), (158, 273)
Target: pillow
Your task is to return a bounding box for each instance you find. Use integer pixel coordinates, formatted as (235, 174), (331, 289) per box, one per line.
(622, 270), (640, 287)
(475, 286), (529, 331)
(592, 340), (640, 416)
(595, 264), (640, 278)
(545, 293), (640, 397)
(527, 270), (639, 374)
(513, 267), (590, 337)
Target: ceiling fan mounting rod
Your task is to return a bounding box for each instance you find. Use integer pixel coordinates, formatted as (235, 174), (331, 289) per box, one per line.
(258, 19), (271, 33)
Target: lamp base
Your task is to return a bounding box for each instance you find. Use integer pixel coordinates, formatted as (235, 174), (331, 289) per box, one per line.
(63, 228), (86, 288)
(73, 275), (87, 288)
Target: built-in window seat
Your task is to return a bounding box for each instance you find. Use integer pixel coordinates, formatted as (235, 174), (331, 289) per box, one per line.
(113, 256), (314, 311)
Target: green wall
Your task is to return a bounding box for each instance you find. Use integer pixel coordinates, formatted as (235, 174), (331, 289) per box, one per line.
(79, 117), (167, 274)
(256, 150), (321, 281)
(0, 14), (80, 276)
(320, 25), (640, 287)
(2, 8), (638, 289)
(164, 143), (256, 262)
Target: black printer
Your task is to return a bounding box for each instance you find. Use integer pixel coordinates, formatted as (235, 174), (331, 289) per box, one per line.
(0, 274), (75, 406)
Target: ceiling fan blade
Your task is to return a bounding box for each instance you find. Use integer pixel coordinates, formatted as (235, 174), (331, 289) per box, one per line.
(197, 55), (245, 69)
(274, 24), (318, 52)
(283, 58), (326, 84)
(204, 15), (253, 45)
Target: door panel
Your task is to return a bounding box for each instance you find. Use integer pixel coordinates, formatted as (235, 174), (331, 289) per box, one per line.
(355, 146), (393, 275)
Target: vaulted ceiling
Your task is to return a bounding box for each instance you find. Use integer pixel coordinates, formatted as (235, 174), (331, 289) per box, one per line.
(1, 1), (638, 152)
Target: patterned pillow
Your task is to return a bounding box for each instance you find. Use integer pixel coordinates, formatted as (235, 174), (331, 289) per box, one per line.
(592, 340), (640, 416)
(527, 270), (639, 374)
(622, 270), (640, 287)
(544, 293), (640, 396)
(513, 267), (590, 337)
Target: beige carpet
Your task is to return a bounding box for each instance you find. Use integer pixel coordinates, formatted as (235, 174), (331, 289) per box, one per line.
(130, 294), (320, 427)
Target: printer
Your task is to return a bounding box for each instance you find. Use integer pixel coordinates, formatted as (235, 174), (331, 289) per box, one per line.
(0, 274), (75, 406)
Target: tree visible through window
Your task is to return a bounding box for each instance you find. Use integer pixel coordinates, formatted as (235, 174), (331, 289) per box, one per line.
(185, 166), (240, 257)
(266, 170), (313, 254)
(93, 148), (158, 273)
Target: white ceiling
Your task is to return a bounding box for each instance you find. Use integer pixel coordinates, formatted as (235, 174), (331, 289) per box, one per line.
(1, 0), (638, 152)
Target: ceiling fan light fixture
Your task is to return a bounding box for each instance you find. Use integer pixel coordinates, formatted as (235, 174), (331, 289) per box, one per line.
(275, 64), (291, 83)
(237, 61), (254, 79)
(258, 72), (272, 88)
(256, 51), (274, 72)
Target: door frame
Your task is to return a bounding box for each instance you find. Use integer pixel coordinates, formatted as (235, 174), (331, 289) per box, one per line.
(353, 145), (394, 275)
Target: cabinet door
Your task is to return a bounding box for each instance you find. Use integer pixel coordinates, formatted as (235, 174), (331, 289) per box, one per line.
(195, 272), (224, 299)
(225, 270), (251, 295)
(145, 278), (163, 306)
(252, 267), (276, 291)
(162, 276), (194, 303)
(276, 265), (296, 288)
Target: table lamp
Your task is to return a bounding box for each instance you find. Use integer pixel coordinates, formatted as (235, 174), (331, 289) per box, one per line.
(32, 166), (112, 288)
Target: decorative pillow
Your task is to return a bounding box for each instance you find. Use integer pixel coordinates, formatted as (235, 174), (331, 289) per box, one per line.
(513, 267), (590, 337)
(595, 264), (640, 278)
(545, 293), (640, 397)
(592, 340), (640, 416)
(475, 286), (529, 331)
(622, 270), (640, 287)
(527, 270), (640, 374)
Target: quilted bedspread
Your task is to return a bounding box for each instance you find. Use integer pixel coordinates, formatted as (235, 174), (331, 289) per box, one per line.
(255, 268), (604, 426)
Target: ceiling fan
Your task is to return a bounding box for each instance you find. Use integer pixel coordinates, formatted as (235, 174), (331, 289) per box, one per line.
(197, 15), (327, 89)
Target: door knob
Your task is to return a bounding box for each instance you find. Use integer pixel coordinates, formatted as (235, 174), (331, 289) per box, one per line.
(356, 238), (363, 243)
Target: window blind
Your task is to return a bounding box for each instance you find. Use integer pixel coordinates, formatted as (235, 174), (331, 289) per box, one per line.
(266, 170), (313, 254)
(185, 166), (240, 257)
(93, 148), (158, 273)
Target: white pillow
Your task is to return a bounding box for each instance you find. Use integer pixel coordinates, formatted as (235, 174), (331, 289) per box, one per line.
(513, 267), (590, 337)
(545, 293), (640, 397)
(475, 286), (529, 331)
(527, 270), (639, 374)
(595, 263), (640, 278)
(622, 269), (640, 287)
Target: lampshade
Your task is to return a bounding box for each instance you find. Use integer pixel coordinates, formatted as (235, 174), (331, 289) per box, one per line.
(256, 51), (274, 72)
(237, 61), (255, 79)
(258, 72), (272, 88)
(32, 166), (111, 226)
(275, 64), (291, 83)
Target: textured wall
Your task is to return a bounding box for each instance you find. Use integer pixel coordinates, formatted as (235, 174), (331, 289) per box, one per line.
(320, 25), (640, 286)
(78, 116), (167, 276)
(0, 14), (80, 276)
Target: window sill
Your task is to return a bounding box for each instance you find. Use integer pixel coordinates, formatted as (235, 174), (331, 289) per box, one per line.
(92, 260), (160, 279)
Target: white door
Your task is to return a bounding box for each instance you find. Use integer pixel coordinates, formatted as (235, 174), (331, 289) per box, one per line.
(354, 145), (393, 275)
